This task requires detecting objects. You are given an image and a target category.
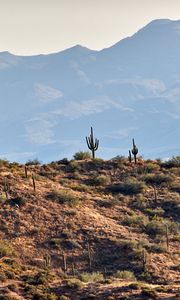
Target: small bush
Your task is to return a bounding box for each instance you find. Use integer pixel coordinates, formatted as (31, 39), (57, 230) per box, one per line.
(0, 159), (9, 168)
(9, 197), (26, 207)
(91, 175), (111, 186)
(122, 214), (148, 229)
(47, 190), (80, 207)
(66, 278), (82, 289)
(144, 208), (164, 217)
(26, 159), (41, 166)
(79, 272), (104, 283)
(162, 156), (180, 168)
(143, 173), (173, 187)
(170, 182), (180, 193)
(141, 287), (158, 298)
(73, 151), (91, 160)
(0, 240), (14, 258)
(115, 270), (136, 281)
(107, 179), (145, 195)
(68, 183), (90, 193)
(146, 220), (165, 236)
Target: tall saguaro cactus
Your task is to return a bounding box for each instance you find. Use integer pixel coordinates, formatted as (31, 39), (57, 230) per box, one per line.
(86, 127), (99, 159)
(131, 138), (138, 164)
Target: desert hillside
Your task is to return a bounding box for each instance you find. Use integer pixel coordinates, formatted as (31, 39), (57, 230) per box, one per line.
(0, 155), (179, 299)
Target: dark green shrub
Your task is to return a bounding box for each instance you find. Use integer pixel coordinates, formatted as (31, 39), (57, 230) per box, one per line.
(47, 190), (80, 207)
(79, 272), (104, 283)
(146, 220), (165, 236)
(10, 197), (25, 207)
(26, 159), (41, 166)
(162, 156), (180, 168)
(107, 179), (145, 195)
(115, 270), (136, 280)
(122, 214), (148, 228)
(73, 151), (91, 160)
(170, 182), (180, 193)
(90, 175), (111, 186)
(0, 240), (14, 258)
(143, 173), (173, 187)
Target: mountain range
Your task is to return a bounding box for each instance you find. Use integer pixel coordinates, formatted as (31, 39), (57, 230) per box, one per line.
(0, 18), (180, 162)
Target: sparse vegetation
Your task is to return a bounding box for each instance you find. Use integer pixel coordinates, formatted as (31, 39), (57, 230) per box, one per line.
(0, 156), (178, 299)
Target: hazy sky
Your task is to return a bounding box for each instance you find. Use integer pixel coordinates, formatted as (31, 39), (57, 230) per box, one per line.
(1, 0), (180, 55)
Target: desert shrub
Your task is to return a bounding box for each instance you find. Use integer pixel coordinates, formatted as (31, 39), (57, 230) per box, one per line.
(141, 287), (158, 298)
(65, 278), (82, 289)
(57, 158), (69, 165)
(111, 156), (127, 164)
(115, 270), (136, 281)
(150, 243), (167, 253)
(49, 237), (80, 250)
(144, 208), (164, 217)
(162, 198), (180, 218)
(47, 190), (80, 207)
(68, 183), (90, 193)
(0, 296), (14, 300)
(0, 159), (9, 167)
(73, 151), (91, 160)
(132, 195), (148, 210)
(26, 159), (41, 166)
(9, 197), (26, 207)
(146, 220), (164, 236)
(0, 240), (14, 258)
(122, 214), (148, 229)
(79, 272), (104, 283)
(97, 198), (118, 208)
(90, 175), (111, 186)
(162, 156), (180, 168)
(170, 182), (180, 193)
(32, 291), (57, 300)
(143, 173), (173, 187)
(59, 296), (70, 300)
(107, 179), (145, 195)
(136, 163), (160, 174)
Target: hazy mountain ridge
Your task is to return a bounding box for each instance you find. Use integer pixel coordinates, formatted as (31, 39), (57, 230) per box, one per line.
(0, 19), (180, 162)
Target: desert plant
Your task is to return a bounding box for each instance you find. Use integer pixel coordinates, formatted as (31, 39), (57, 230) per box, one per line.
(79, 272), (104, 283)
(32, 174), (36, 193)
(73, 151), (91, 160)
(3, 177), (10, 200)
(26, 159), (41, 166)
(107, 179), (145, 195)
(143, 173), (173, 187)
(162, 156), (180, 168)
(90, 175), (111, 186)
(122, 214), (148, 229)
(0, 240), (14, 258)
(128, 150), (132, 163)
(86, 127), (99, 159)
(47, 190), (80, 207)
(131, 138), (138, 164)
(44, 254), (51, 270)
(115, 270), (136, 281)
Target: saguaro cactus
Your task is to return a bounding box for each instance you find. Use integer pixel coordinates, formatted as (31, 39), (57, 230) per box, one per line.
(86, 127), (99, 159)
(62, 252), (67, 273)
(44, 254), (51, 270)
(24, 165), (28, 178)
(3, 177), (10, 200)
(142, 249), (147, 271)
(165, 224), (169, 251)
(32, 174), (36, 193)
(131, 138), (138, 164)
(128, 150), (132, 163)
(87, 242), (92, 271)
